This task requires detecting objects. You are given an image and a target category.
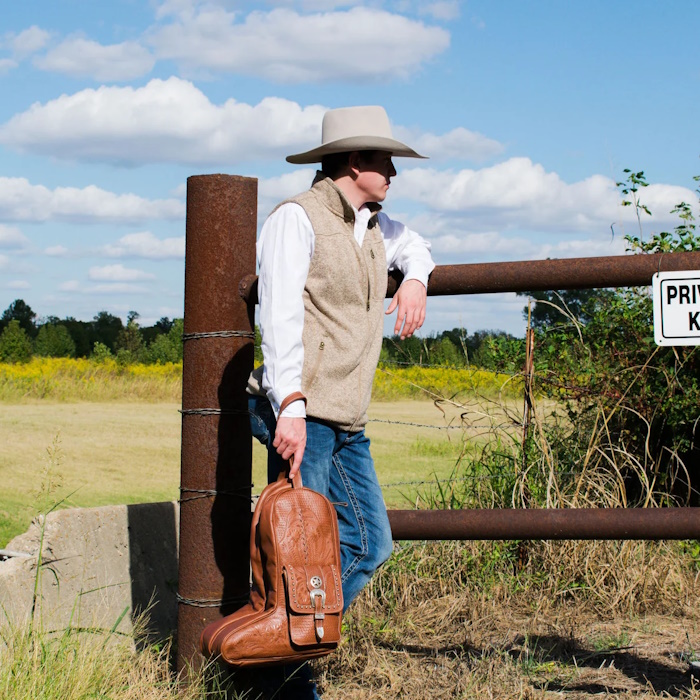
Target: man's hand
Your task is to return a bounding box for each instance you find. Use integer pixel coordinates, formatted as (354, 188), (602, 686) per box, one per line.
(385, 279), (427, 339)
(273, 416), (307, 478)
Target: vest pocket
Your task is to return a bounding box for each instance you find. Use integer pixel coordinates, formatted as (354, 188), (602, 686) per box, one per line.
(304, 338), (325, 390)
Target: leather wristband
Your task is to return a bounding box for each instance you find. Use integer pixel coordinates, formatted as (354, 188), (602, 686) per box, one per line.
(279, 391), (307, 417)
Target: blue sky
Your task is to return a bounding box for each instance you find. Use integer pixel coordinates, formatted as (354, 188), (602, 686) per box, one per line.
(1, 0), (698, 337)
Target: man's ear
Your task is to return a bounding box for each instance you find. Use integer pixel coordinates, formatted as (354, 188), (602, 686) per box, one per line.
(347, 151), (361, 179)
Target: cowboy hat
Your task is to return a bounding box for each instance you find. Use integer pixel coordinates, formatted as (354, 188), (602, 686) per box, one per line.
(286, 105), (427, 164)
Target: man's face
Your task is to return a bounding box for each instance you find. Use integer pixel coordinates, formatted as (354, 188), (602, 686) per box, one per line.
(353, 150), (397, 203)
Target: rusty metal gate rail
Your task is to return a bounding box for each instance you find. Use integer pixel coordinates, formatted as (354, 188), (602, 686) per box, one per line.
(177, 175), (700, 670)
(240, 251), (700, 543)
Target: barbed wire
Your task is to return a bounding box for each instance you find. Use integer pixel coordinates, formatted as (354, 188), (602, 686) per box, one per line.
(252, 345), (523, 375)
(185, 330), (255, 341)
(378, 470), (596, 490)
(367, 418), (466, 431)
(246, 470), (628, 494)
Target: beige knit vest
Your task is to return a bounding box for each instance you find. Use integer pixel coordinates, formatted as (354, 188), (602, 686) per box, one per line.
(280, 177), (388, 431)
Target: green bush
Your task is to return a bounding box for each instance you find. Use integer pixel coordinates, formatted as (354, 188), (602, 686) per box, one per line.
(0, 320), (33, 363)
(147, 318), (183, 364)
(34, 324), (76, 358)
(91, 341), (113, 362)
(521, 170), (700, 504)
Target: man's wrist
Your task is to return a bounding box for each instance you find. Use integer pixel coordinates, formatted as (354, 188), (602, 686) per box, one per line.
(401, 273), (429, 290)
(278, 391), (307, 419)
(278, 399), (307, 419)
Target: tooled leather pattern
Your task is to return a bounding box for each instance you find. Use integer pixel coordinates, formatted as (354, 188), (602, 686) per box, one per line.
(199, 474), (343, 665)
(200, 474), (288, 656)
(284, 565), (342, 611)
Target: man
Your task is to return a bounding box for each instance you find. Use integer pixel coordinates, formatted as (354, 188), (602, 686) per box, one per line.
(249, 105), (435, 698)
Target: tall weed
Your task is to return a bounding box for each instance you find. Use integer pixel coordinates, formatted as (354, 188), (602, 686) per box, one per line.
(0, 357), (181, 402)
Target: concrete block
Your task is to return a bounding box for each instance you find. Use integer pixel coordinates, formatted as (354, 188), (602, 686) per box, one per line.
(0, 502), (179, 641)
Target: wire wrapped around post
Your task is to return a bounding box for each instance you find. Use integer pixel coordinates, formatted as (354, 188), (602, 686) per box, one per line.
(177, 174), (257, 674)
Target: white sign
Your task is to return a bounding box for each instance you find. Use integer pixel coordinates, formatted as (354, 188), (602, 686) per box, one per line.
(652, 270), (700, 346)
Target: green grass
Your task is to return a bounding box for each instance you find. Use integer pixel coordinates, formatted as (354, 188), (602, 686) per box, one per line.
(0, 397), (522, 546)
(0, 616), (237, 700)
(0, 402), (182, 546)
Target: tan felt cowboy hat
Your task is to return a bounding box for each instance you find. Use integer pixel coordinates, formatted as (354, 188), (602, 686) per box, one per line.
(286, 105), (427, 164)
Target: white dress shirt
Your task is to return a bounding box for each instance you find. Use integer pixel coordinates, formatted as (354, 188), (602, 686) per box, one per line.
(258, 201), (435, 419)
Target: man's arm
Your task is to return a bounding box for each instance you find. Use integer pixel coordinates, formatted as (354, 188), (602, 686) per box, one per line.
(258, 203), (313, 474)
(379, 212), (435, 339)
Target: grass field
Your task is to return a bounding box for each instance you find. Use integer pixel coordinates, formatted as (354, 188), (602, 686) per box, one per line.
(0, 397), (523, 546)
(4, 362), (700, 697)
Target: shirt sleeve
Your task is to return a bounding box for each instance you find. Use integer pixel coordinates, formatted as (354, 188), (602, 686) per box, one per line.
(258, 202), (313, 419)
(378, 211), (435, 287)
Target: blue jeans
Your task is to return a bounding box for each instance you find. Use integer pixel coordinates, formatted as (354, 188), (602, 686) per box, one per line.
(248, 395), (394, 699)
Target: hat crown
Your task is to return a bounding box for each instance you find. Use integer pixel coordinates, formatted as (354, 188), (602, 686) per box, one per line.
(322, 106), (393, 145)
(285, 104), (427, 164)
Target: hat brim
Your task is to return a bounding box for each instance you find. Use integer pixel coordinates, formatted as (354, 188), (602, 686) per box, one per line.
(286, 135), (427, 164)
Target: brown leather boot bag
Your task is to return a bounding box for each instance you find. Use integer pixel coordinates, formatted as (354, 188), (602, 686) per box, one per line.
(200, 469), (343, 666)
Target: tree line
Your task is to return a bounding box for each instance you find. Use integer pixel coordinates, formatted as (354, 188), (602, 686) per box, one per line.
(0, 297), (520, 369)
(0, 300), (183, 364)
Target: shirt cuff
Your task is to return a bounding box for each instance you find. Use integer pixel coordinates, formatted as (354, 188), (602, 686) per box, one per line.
(268, 387), (307, 419)
(401, 260), (435, 289)
(278, 398), (306, 419)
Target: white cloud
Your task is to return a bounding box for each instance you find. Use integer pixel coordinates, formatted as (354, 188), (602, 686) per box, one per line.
(419, 2), (461, 21)
(88, 264), (156, 282)
(534, 236), (627, 259)
(35, 37), (155, 81)
(261, 1), (366, 9)
(149, 7), (449, 82)
(427, 229), (625, 264)
(154, 0), (200, 19)
(0, 225), (29, 249)
(45, 245), (68, 257)
(103, 231), (185, 259)
(0, 177), (184, 223)
(0, 80), (483, 168)
(58, 279), (150, 294)
(429, 231), (530, 256)
(0, 79), (328, 166)
(90, 283), (151, 294)
(0, 58), (17, 73)
(0, 254), (9, 270)
(258, 170), (316, 215)
(9, 26), (51, 57)
(424, 293), (525, 336)
(392, 158), (697, 234)
(5, 280), (30, 290)
(396, 125), (504, 162)
(59, 280), (80, 291)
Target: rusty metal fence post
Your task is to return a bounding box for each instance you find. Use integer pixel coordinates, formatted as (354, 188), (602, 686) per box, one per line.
(177, 174), (257, 673)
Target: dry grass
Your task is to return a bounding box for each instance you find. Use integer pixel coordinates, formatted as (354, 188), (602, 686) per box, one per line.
(0, 398), (521, 546)
(6, 538), (698, 699)
(314, 538), (700, 698)
(4, 360), (700, 697)
(0, 616), (236, 700)
(0, 402), (182, 545)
